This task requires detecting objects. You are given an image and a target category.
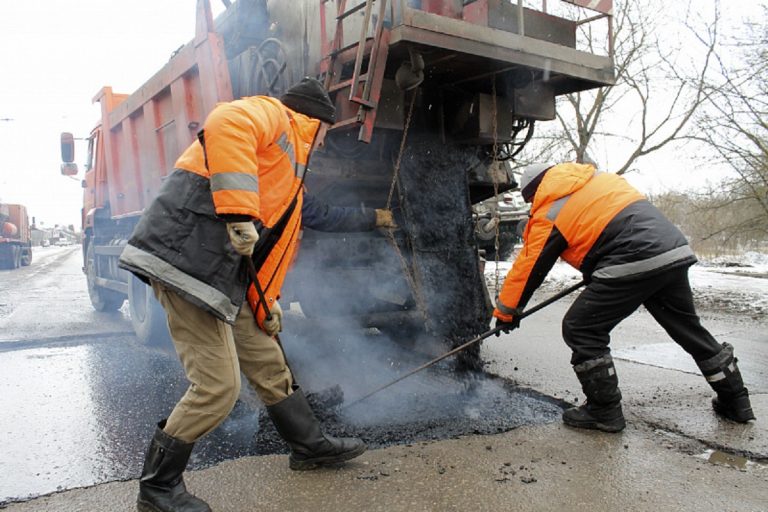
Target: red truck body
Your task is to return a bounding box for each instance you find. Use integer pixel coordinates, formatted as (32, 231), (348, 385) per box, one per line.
(60, 0), (615, 352)
(0, 203), (32, 269)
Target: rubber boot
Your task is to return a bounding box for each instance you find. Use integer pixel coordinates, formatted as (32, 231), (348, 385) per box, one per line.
(267, 386), (367, 470)
(697, 342), (755, 423)
(137, 421), (211, 512)
(563, 355), (626, 433)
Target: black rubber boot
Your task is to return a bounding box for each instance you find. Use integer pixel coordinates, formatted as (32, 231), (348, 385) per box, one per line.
(267, 386), (367, 470)
(563, 355), (626, 433)
(697, 343), (755, 423)
(137, 421), (211, 512)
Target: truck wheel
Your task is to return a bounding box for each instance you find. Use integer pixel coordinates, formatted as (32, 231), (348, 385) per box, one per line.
(127, 274), (171, 347)
(20, 248), (32, 266)
(0, 245), (11, 269)
(85, 243), (124, 311)
(376, 318), (425, 348)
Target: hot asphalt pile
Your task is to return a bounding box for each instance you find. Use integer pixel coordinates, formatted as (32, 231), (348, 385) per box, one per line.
(248, 367), (566, 457)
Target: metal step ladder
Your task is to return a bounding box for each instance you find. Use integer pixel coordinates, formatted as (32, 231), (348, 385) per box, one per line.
(319, 0), (391, 143)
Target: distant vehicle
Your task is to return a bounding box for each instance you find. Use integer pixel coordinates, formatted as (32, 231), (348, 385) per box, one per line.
(0, 203), (32, 269)
(41, 240), (50, 247)
(473, 191), (529, 260)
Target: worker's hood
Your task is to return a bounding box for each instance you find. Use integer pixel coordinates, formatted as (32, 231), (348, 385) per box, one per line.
(531, 162), (596, 211)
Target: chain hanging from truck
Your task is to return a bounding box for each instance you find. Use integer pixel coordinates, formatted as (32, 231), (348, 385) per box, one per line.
(384, 89), (428, 323)
(490, 77), (503, 296)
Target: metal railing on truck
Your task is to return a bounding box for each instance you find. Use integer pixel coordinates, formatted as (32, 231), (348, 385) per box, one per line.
(319, 0), (615, 143)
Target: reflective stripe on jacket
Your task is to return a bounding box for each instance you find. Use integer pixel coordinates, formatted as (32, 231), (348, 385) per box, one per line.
(494, 162), (696, 322)
(176, 96), (316, 226)
(120, 96), (321, 327)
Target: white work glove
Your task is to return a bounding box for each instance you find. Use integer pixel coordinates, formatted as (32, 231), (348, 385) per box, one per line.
(226, 221), (259, 256)
(262, 301), (283, 336)
(375, 209), (397, 229)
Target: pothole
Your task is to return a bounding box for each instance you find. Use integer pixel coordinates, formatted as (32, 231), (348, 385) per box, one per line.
(248, 368), (567, 456)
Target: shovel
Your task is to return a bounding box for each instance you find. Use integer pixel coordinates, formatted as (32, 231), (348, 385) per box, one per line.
(344, 279), (586, 409)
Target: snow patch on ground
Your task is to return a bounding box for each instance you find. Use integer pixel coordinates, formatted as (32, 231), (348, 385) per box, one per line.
(699, 251), (768, 271)
(485, 250), (768, 319)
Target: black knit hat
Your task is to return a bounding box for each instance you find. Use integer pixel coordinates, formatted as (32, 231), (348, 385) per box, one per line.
(280, 77), (336, 124)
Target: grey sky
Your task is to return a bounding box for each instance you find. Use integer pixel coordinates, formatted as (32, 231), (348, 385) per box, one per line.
(0, 1), (223, 228)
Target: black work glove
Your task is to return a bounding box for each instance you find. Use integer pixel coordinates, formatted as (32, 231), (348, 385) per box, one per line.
(494, 317), (520, 336)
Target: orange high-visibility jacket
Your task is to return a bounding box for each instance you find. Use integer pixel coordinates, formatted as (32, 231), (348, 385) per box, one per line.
(176, 96), (319, 329)
(494, 162), (694, 322)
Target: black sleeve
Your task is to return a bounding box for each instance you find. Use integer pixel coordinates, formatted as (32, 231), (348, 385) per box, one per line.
(301, 194), (377, 232)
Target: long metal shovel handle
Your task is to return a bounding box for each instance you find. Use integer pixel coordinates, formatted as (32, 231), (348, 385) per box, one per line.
(343, 279), (587, 409)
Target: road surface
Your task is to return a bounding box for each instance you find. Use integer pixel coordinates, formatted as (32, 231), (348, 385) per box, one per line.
(0, 246), (765, 510)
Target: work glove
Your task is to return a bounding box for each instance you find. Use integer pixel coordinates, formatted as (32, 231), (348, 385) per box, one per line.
(227, 221), (259, 256)
(493, 317), (520, 337)
(375, 209), (397, 229)
(262, 301), (283, 337)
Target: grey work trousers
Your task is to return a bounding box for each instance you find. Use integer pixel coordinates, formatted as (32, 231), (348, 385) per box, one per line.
(151, 281), (293, 443)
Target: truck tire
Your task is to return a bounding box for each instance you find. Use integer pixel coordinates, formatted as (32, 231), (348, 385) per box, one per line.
(12, 245), (21, 269)
(85, 243), (124, 312)
(0, 245), (13, 269)
(20, 247), (32, 266)
(127, 274), (172, 347)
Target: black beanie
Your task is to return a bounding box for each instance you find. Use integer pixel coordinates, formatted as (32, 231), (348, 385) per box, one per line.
(280, 77), (336, 124)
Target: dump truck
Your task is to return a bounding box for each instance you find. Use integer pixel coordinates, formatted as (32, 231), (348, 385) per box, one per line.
(60, 0), (615, 363)
(0, 202), (32, 270)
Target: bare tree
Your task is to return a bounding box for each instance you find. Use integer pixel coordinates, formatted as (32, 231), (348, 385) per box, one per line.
(528, 0), (718, 175)
(650, 187), (763, 256)
(688, 4), (768, 245)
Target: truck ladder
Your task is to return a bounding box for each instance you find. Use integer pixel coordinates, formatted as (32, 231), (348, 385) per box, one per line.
(319, 0), (390, 143)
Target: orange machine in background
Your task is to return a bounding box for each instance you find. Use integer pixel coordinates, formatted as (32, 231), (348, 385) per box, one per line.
(0, 203), (32, 269)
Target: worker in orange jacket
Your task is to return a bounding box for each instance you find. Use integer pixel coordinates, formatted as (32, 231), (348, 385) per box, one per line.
(493, 162), (755, 433)
(120, 78), (395, 512)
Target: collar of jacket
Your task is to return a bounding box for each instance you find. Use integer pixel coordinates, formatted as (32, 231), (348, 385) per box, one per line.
(284, 107), (321, 154)
(531, 162), (596, 212)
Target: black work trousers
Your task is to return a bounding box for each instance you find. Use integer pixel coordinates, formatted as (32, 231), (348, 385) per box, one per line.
(562, 266), (722, 365)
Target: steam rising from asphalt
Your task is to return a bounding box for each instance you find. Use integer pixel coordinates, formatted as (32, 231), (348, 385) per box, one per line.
(272, 317), (564, 451)
(274, 131), (499, 427)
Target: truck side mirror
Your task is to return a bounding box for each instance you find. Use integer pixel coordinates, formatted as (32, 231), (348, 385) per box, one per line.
(61, 132), (75, 162)
(60, 132), (79, 176)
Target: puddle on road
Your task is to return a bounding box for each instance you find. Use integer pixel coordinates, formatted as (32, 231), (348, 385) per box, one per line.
(697, 449), (766, 472)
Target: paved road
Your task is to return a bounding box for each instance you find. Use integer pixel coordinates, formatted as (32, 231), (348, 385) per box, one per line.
(1, 247), (766, 510)
(0, 247), (278, 503)
(0, 248), (564, 505)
